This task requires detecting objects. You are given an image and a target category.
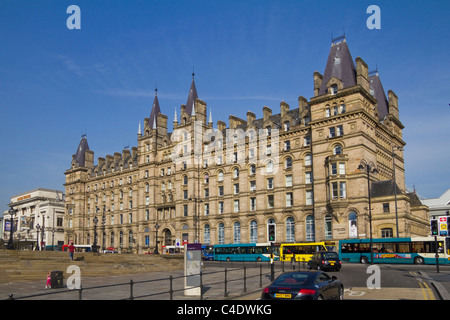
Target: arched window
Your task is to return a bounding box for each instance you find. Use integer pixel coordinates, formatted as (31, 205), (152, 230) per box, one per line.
(250, 220), (258, 243)
(333, 145), (343, 155)
(325, 215), (332, 240)
(306, 215), (315, 241)
(218, 223), (225, 244)
(348, 211), (357, 238)
(203, 224), (210, 244)
(218, 170), (224, 181)
(285, 157), (292, 169)
(286, 217), (295, 243)
(304, 154), (312, 166)
(233, 222), (241, 244)
(233, 167), (239, 178)
(128, 230), (133, 247)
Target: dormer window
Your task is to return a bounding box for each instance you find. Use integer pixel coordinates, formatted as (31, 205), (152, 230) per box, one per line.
(331, 84), (338, 95)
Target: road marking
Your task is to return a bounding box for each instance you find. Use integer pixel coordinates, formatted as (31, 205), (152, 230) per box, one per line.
(410, 272), (435, 300)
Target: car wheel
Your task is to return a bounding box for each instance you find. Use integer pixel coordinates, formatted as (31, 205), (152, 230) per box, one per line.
(317, 295), (324, 300)
(414, 256), (424, 265)
(338, 286), (344, 300)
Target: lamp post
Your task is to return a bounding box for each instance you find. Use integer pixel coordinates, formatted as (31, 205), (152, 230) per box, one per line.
(358, 160), (378, 264)
(154, 222), (160, 254)
(93, 216), (98, 253)
(392, 145), (403, 237)
(7, 208), (15, 250)
(36, 223), (40, 251)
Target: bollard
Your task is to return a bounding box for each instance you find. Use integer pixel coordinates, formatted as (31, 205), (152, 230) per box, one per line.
(259, 264), (263, 287)
(129, 280), (134, 300)
(244, 266), (247, 292)
(169, 276), (173, 300)
(200, 271), (203, 300)
(224, 268), (228, 297)
(78, 285), (83, 300)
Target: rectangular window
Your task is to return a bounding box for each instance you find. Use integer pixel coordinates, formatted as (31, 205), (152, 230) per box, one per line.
(383, 203), (390, 213)
(267, 195), (274, 209)
(250, 197), (256, 211)
(250, 180), (256, 191)
(306, 190), (313, 205)
(234, 183), (239, 194)
(234, 200), (240, 213)
(267, 178), (273, 189)
(219, 201), (224, 214)
(183, 205), (188, 217)
(339, 182), (346, 199)
(286, 192), (293, 207)
(285, 175), (293, 187)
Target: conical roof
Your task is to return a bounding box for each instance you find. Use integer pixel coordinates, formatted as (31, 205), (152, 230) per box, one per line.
(185, 76), (198, 116)
(319, 38), (356, 95)
(369, 71), (389, 120)
(149, 90), (161, 127)
(74, 135), (89, 167)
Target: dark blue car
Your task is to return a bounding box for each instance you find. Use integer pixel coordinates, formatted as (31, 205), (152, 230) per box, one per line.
(261, 271), (344, 300)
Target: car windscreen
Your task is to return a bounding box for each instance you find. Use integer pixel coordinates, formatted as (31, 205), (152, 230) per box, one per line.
(273, 273), (309, 286)
(323, 252), (339, 259)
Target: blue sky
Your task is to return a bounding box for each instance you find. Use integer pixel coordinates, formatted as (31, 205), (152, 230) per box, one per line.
(0, 0), (449, 213)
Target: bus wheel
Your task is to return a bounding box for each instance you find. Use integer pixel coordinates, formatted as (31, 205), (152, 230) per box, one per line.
(360, 256), (369, 264)
(414, 257), (424, 265)
(226, 257), (231, 262)
(256, 257), (262, 262)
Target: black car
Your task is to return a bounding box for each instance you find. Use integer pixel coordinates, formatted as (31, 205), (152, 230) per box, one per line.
(261, 271), (344, 300)
(308, 251), (342, 271)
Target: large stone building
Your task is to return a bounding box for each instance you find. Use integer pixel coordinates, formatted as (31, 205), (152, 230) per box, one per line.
(64, 37), (429, 253)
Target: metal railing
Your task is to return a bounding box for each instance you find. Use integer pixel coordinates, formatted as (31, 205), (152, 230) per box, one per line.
(6, 260), (307, 300)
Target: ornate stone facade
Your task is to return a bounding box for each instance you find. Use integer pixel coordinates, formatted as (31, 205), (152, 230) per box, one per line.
(64, 38), (429, 253)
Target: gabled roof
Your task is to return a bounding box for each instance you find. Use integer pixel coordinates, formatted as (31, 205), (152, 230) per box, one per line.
(149, 90), (161, 127)
(319, 38), (356, 95)
(185, 76), (198, 116)
(369, 72), (389, 120)
(74, 135), (89, 167)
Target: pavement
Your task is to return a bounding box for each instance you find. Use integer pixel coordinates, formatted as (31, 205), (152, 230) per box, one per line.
(1, 263), (449, 301)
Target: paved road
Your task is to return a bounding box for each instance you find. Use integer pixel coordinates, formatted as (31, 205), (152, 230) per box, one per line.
(1, 262), (449, 300)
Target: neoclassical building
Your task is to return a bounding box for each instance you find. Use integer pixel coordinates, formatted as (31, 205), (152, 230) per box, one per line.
(64, 37), (429, 253)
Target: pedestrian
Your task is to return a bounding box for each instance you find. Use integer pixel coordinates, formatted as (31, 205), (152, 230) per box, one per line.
(68, 242), (75, 260)
(45, 271), (51, 289)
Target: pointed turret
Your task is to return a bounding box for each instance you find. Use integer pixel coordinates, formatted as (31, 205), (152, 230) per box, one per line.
(318, 37), (356, 95)
(185, 72), (198, 116)
(369, 70), (389, 120)
(74, 135), (90, 167)
(149, 88), (161, 128)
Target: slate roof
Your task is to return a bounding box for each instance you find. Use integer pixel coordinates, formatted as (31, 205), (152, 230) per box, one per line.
(319, 38), (357, 95)
(185, 77), (198, 116)
(369, 72), (389, 120)
(370, 180), (402, 198)
(74, 135), (89, 167)
(149, 91), (161, 128)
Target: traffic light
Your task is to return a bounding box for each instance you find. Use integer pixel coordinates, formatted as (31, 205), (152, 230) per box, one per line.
(430, 219), (438, 236)
(268, 224), (276, 242)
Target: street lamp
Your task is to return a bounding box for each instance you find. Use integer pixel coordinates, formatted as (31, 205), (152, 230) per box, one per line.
(36, 223), (40, 251)
(392, 145), (403, 237)
(7, 207), (15, 250)
(154, 222), (160, 254)
(93, 216), (98, 253)
(358, 160), (378, 264)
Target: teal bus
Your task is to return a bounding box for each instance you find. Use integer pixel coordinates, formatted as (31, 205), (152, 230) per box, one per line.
(339, 237), (450, 265)
(214, 243), (280, 262)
